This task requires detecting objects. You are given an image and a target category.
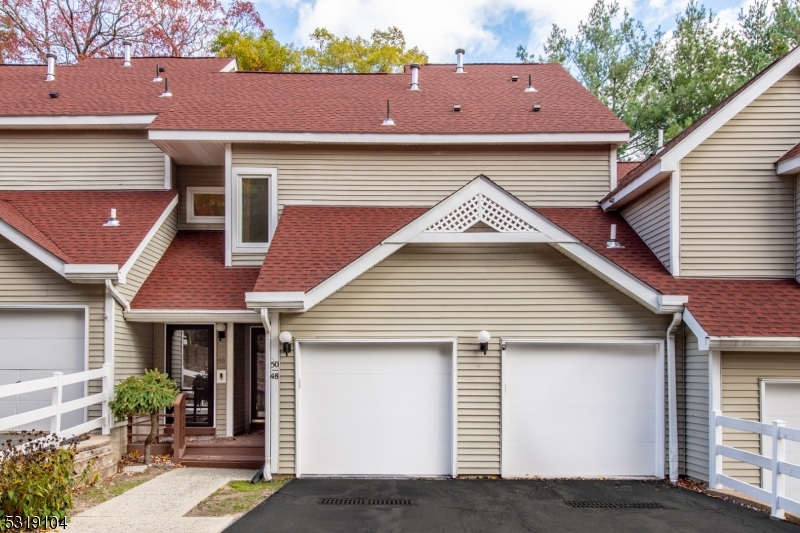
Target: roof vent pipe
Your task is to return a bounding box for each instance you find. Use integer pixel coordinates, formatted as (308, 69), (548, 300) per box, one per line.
(382, 99), (395, 126)
(525, 74), (537, 92)
(656, 129), (664, 153)
(103, 208), (120, 227)
(455, 48), (465, 73)
(159, 78), (172, 98)
(45, 53), (56, 81)
(409, 63), (420, 90)
(153, 64), (163, 82)
(606, 223), (625, 248)
(122, 41), (132, 67)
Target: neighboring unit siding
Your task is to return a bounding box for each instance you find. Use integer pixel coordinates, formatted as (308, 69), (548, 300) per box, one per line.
(232, 145), (611, 208)
(280, 243), (671, 476)
(0, 236), (104, 401)
(622, 180), (671, 270)
(177, 166), (225, 231)
(680, 69), (800, 277)
(117, 205), (178, 301)
(684, 329), (709, 482)
(720, 352), (800, 486)
(0, 131), (165, 190)
(796, 176), (800, 280)
(114, 303), (153, 383)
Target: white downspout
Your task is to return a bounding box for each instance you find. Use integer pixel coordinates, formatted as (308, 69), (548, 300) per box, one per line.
(667, 311), (683, 482)
(259, 308), (273, 481)
(105, 279), (131, 312)
(103, 281), (116, 399)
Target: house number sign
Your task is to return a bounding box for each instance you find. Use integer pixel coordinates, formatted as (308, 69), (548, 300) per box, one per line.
(270, 359), (279, 380)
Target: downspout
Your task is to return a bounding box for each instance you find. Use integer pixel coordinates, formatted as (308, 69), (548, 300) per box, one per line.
(667, 312), (683, 482)
(105, 279), (131, 312)
(259, 308), (273, 481)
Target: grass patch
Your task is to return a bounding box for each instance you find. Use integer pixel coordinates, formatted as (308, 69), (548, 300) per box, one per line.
(186, 477), (291, 517)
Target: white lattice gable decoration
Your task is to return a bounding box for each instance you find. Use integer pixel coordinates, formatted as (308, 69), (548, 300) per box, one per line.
(426, 194), (539, 233)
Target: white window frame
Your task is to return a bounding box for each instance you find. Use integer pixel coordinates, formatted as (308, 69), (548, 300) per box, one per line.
(186, 187), (225, 224)
(230, 167), (278, 254)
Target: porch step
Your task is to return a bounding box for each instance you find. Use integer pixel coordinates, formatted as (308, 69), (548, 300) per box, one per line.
(184, 444), (264, 456)
(179, 454), (264, 469)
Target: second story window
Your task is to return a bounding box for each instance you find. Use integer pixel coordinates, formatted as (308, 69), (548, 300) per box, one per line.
(187, 187), (224, 224)
(231, 167), (277, 253)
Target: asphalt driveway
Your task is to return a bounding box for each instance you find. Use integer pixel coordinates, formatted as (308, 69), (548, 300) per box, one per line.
(223, 478), (798, 533)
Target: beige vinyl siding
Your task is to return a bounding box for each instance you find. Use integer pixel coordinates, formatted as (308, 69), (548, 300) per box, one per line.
(177, 166), (225, 231)
(231, 253), (265, 268)
(216, 333), (228, 436)
(622, 180), (671, 270)
(0, 131), (165, 190)
(153, 323), (165, 372)
(0, 236), (104, 411)
(117, 205), (178, 301)
(680, 69), (800, 277)
(114, 303), (154, 383)
(720, 352), (800, 486)
(684, 329), (710, 482)
(280, 243), (671, 476)
(232, 144), (611, 208)
(796, 176), (800, 281)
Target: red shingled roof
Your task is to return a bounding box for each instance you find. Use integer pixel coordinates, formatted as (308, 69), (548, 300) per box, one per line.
(254, 206), (427, 293)
(0, 190), (176, 265)
(0, 57), (232, 118)
(616, 161), (642, 184)
(151, 63), (628, 134)
(778, 142), (800, 163)
(132, 231), (259, 310)
(255, 204), (800, 338)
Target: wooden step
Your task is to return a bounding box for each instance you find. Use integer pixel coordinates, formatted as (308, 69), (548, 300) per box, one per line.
(179, 455), (264, 469)
(184, 444), (264, 456)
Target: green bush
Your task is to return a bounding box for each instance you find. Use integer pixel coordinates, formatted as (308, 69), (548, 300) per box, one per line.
(0, 432), (89, 530)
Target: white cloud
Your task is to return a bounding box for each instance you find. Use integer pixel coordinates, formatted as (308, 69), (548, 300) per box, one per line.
(291, 0), (637, 63)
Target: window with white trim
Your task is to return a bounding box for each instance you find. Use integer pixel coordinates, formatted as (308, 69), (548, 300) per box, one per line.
(186, 187), (225, 224)
(231, 167), (277, 253)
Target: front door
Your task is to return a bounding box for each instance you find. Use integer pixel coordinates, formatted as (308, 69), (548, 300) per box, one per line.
(167, 325), (214, 427)
(251, 327), (266, 426)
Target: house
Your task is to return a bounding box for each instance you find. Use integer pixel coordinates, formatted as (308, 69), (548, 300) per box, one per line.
(0, 44), (799, 491)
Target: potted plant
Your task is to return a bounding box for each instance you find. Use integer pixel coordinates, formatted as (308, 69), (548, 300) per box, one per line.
(109, 370), (179, 465)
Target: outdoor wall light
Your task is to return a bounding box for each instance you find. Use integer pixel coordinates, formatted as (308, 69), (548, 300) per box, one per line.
(279, 331), (293, 355)
(216, 322), (226, 341)
(477, 330), (491, 355)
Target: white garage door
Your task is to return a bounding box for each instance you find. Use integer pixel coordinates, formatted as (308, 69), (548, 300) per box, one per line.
(0, 309), (86, 431)
(297, 342), (453, 476)
(503, 342), (659, 478)
(762, 381), (800, 501)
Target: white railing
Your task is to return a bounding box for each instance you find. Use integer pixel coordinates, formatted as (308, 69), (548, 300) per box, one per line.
(712, 410), (800, 520)
(0, 364), (112, 442)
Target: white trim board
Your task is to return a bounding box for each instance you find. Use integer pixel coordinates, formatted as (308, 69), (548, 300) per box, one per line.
(125, 310), (261, 323)
(245, 176), (687, 314)
(293, 337), (458, 478)
(119, 194), (178, 284)
(500, 337), (666, 479)
(777, 155), (800, 176)
(0, 219), (66, 276)
(230, 167), (278, 255)
(149, 129), (629, 145)
(602, 46), (800, 209)
(0, 114), (157, 129)
(185, 187), (224, 224)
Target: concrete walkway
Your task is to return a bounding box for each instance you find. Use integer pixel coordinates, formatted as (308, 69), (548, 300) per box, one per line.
(68, 468), (257, 533)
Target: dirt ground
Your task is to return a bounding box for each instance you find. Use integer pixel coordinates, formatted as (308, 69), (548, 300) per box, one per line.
(186, 477), (291, 518)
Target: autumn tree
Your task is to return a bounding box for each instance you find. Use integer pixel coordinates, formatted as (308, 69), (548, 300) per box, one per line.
(211, 29), (301, 71)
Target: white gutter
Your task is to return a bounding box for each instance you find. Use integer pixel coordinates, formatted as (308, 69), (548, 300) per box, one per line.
(776, 155), (800, 176)
(149, 129), (629, 145)
(0, 114), (157, 129)
(708, 337), (800, 351)
(259, 308), (273, 481)
(105, 279), (130, 312)
(666, 312), (682, 482)
(64, 264), (120, 283)
(124, 310), (260, 323)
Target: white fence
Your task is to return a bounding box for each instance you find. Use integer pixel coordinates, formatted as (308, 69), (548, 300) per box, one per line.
(0, 364), (112, 442)
(713, 410), (800, 520)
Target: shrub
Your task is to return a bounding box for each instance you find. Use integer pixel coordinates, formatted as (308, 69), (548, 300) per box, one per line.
(109, 370), (179, 465)
(0, 432), (90, 530)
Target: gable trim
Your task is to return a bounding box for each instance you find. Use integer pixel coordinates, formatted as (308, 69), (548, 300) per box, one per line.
(0, 219), (65, 276)
(603, 46), (800, 209)
(119, 194), (178, 285)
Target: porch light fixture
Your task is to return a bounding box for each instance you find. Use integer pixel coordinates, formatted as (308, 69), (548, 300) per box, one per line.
(279, 331), (293, 355)
(477, 330), (491, 355)
(216, 322), (226, 341)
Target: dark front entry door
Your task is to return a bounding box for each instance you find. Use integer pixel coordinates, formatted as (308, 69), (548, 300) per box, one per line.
(167, 325), (214, 427)
(251, 327), (266, 425)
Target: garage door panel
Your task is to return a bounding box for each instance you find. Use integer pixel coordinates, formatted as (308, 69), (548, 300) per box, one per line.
(762, 382), (800, 501)
(1, 340), (84, 370)
(504, 342), (658, 478)
(299, 342), (452, 476)
(0, 310), (83, 338)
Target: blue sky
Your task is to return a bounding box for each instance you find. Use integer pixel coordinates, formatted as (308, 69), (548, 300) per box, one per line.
(254, 0), (751, 63)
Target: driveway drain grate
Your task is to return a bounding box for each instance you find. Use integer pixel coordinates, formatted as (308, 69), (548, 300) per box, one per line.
(565, 501), (664, 509)
(319, 498), (413, 506)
